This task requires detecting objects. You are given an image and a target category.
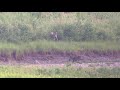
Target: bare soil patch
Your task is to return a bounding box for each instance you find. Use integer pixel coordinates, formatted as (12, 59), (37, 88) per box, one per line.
(0, 50), (120, 67)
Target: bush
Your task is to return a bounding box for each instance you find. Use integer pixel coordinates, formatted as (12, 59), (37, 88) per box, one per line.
(51, 23), (81, 41)
(0, 25), (9, 41)
(79, 23), (96, 41)
(114, 25), (120, 41)
(96, 31), (109, 40)
(63, 24), (79, 41)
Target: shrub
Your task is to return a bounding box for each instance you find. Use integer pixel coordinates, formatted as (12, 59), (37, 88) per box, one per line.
(96, 31), (109, 40)
(79, 23), (96, 41)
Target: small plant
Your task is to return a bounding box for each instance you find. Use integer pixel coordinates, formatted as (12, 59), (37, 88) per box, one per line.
(54, 68), (61, 74)
(36, 68), (47, 75)
(65, 62), (72, 67)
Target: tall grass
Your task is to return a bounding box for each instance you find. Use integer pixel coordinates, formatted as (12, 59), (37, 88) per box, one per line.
(0, 12), (120, 42)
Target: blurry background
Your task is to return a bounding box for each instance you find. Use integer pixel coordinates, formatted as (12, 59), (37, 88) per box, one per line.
(0, 12), (120, 43)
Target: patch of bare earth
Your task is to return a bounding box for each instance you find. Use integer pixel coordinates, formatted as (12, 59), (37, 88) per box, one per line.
(0, 50), (120, 68)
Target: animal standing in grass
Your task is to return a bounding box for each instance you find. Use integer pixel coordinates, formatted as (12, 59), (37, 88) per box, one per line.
(50, 32), (58, 41)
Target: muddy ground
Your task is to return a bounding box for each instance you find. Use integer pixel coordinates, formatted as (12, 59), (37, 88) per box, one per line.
(0, 50), (120, 68)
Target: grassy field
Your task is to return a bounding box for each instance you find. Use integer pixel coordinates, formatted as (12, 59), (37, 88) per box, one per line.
(0, 65), (120, 78)
(0, 40), (120, 54)
(0, 12), (120, 78)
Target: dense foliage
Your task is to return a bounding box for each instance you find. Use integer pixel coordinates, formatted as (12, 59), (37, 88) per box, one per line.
(0, 12), (120, 43)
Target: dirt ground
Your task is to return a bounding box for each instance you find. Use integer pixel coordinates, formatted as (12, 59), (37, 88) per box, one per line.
(0, 50), (120, 68)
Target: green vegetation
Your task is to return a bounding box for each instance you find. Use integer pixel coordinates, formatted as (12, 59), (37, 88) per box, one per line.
(0, 12), (120, 78)
(0, 65), (120, 78)
(0, 12), (120, 43)
(0, 40), (120, 55)
(0, 12), (120, 52)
